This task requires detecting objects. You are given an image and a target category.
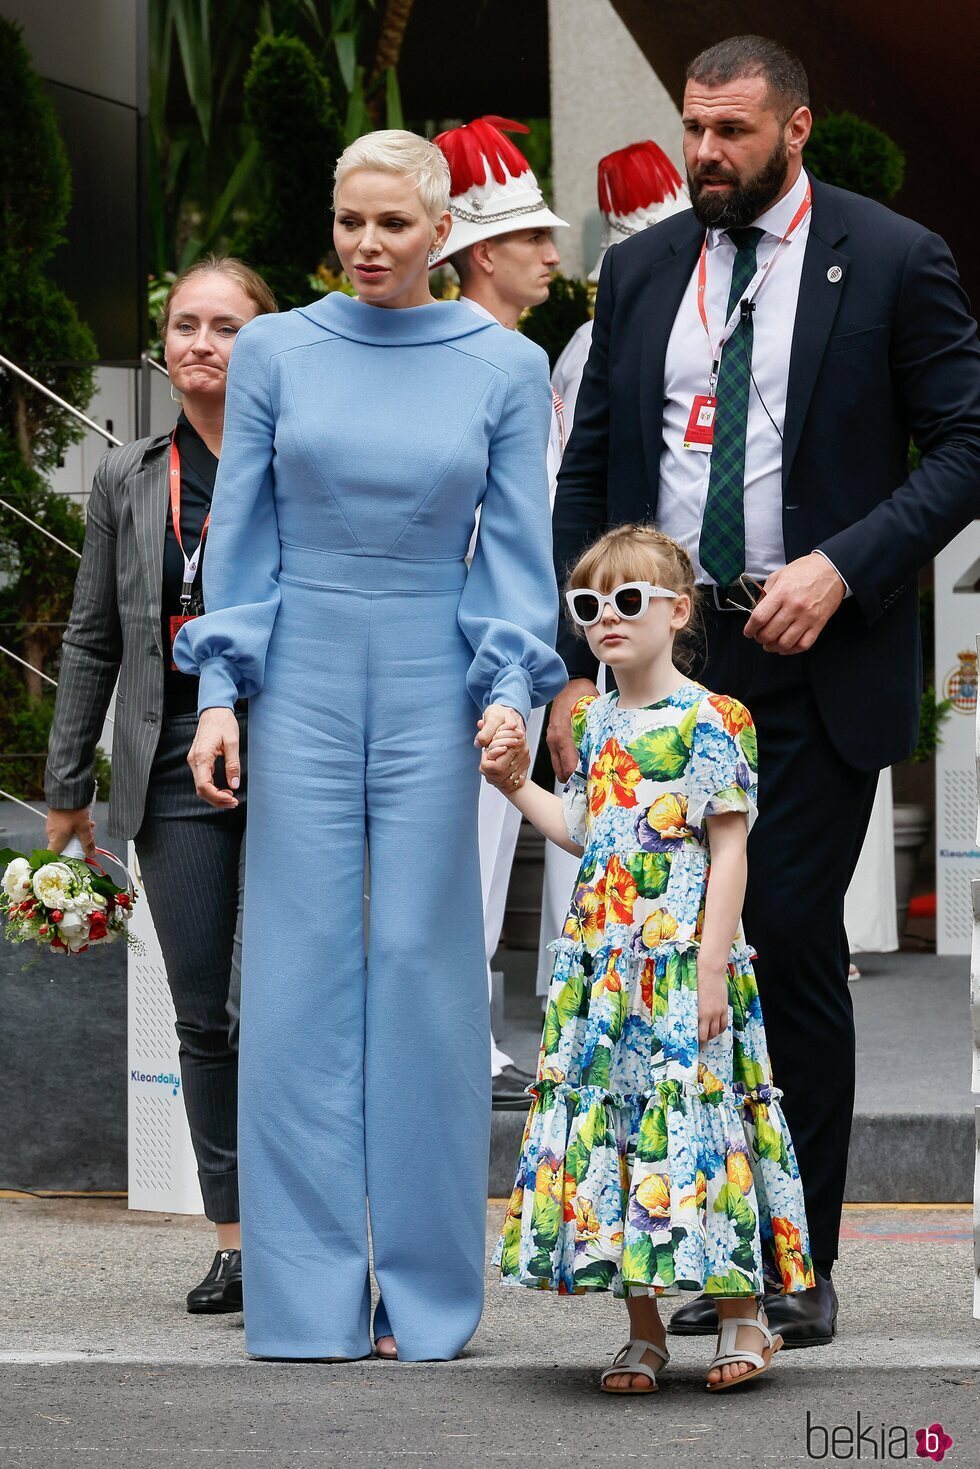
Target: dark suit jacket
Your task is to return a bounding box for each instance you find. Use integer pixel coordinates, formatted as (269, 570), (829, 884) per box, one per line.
(554, 177), (980, 770)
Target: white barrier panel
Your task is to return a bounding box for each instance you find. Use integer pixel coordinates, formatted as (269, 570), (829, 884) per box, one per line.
(935, 526), (980, 954)
(126, 842), (203, 1214)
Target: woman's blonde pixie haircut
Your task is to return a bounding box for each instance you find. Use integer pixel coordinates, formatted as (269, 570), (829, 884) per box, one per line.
(333, 129), (451, 226)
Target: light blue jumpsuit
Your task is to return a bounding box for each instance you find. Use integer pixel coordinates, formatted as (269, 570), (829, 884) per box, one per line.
(175, 294), (566, 1361)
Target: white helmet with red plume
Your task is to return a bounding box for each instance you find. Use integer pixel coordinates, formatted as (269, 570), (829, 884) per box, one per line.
(431, 116), (567, 266)
(589, 140), (689, 282)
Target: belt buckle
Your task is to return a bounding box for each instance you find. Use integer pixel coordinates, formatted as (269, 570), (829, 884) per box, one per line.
(709, 583), (741, 613)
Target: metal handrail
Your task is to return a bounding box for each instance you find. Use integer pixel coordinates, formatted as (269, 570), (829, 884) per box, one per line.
(0, 497), (82, 558)
(0, 787), (47, 823)
(0, 642), (113, 723)
(142, 353), (170, 380)
(0, 351), (122, 447)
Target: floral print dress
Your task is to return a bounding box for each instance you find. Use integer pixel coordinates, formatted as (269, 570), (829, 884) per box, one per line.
(495, 684), (814, 1298)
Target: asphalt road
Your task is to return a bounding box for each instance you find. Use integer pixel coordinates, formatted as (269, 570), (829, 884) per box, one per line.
(1, 1198), (979, 1466)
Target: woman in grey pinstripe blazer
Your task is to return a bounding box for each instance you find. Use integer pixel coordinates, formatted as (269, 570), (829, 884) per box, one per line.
(44, 256), (276, 1313)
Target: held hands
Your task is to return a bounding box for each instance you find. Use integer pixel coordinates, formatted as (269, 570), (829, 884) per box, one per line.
(743, 552), (845, 654)
(187, 707), (241, 809)
(476, 704), (529, 792)
(480, 726), (530, 791)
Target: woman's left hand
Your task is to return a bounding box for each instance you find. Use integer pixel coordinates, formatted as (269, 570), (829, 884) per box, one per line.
(476, 705), (530, 782)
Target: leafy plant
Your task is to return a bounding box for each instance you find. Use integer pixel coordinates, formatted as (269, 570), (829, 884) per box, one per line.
(806, 111), (905, 203)
(909, 686), (953, 765)
(518, 273), (592, 370)
(0, 20), (95, 756)
(149, 1), (415, 279)
(236, 35), (342, 308)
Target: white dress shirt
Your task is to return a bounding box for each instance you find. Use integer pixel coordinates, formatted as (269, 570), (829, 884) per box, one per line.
(658, 168), (812, 585)
(551, 319), (594, 430)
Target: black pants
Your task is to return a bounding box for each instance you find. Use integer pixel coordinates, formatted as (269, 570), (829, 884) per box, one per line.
(697, 606), (878, 1264)
(134, 711), (247, 1223)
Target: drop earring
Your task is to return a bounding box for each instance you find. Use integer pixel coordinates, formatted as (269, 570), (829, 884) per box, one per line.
(169, 381), (181, 403)
(428, 244), (440, 266)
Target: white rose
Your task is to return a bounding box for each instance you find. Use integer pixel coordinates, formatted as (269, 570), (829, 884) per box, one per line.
(32, 862), (76, 910)
(2, 857), (33, 902)
(57, 910), (85, 937)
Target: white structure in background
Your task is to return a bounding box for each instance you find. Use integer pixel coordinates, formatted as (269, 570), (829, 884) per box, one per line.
(844, 770), (898, 956)
(971, 633), (980, 1318)
(126, 371), (201, 1212)
(548, 0), (683, 278)
(127, 843), (202, 1214)
(935, 527), (980, 954)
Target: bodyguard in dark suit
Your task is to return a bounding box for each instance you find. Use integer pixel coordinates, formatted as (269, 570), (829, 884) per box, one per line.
(44, 257), (276, 1312)
(549, 36), (980, 1349)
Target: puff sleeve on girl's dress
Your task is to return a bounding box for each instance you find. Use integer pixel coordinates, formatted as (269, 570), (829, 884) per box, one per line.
(685, 693), (759, 835)
(561, 693), (598, 847)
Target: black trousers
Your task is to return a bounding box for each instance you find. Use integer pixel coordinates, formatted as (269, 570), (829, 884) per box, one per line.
(134, 710), (247, 1224)
(696, 606), (878, 1264)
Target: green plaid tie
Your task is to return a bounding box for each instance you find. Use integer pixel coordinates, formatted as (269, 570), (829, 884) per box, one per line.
(699, 225), (765, 586)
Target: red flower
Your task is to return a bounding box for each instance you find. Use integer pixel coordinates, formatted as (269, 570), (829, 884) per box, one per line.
(50, 909), (64, 923)
(88, 912), (109, 942)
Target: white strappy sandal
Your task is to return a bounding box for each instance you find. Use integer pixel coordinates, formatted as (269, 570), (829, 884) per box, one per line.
(599, 1338), (670, 1394)
(706, 1303), (783, 1391)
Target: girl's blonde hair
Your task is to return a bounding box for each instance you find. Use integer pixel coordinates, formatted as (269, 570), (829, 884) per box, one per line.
(158, 254), (277, 336)
(566, 524), (701, 667)
(334, 129), (451, 226)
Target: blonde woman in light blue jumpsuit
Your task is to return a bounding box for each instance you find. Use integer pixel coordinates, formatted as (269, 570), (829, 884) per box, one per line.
(175, 131), (567, 1362)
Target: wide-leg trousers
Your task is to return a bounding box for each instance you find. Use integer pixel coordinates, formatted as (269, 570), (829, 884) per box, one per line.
(239, 548), (490, 1361)
(698, 606), (878, 1265)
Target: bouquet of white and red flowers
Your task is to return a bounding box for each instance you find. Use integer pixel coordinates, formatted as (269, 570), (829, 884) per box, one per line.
(0, 846), (139, 956)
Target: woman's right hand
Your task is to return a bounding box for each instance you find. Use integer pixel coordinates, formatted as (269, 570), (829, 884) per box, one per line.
(187, 707), (241, 809)
(45, 807), (97, 859)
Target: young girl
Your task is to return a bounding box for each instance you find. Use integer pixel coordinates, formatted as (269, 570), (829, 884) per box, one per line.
(482, 526), (813, 1394)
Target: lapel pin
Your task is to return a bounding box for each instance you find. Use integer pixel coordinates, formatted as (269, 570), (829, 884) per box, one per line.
(827, 265), (843, 283)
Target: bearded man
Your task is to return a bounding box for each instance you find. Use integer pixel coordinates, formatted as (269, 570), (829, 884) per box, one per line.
(549, 34), (980, 1347)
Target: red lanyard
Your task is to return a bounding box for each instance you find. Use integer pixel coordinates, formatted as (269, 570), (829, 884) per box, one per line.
(168, 432), (210, 609)
(696, 187), (812, 392)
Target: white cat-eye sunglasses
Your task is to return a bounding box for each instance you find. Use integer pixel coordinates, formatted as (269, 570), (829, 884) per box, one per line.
(565, 581), (679, 628)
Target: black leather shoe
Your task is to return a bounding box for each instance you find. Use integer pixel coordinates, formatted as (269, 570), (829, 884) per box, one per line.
(186, 1249), (243, 1313)
(492, 1065), (536, 1110)
(668, 1275), (838, 1348)
(666, 1292), (724, 1335)
(763, 1274), (838, 1348)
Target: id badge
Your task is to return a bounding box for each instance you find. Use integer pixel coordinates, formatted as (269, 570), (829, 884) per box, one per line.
(169, 614), (197, 672)
(683, 394), (717, 451)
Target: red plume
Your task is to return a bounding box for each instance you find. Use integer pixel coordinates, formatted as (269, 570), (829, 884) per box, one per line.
(597, 141), (683, 218)
(434, 116), (534, 197)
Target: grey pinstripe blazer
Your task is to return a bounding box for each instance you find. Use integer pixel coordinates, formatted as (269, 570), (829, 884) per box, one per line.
(45, 432), (178, 840)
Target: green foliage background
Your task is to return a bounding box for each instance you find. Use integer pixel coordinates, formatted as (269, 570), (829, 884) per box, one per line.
(0, 20), (99, 800)
(236, 35), (344, 309)
(806, 110), (905, 203)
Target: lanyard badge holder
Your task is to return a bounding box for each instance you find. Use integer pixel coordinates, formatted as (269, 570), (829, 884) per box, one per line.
(168, 432), (210, 670)
(682, 188), (812, 453)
